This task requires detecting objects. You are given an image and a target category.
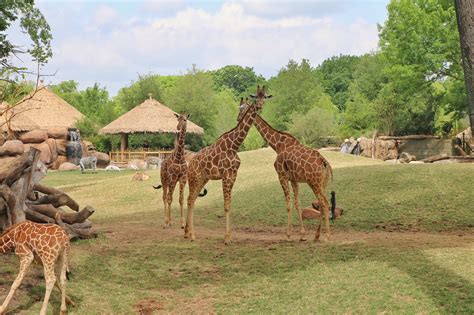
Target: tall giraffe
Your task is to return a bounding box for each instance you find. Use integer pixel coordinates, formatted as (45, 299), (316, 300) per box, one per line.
(0, 221), (72, 315)
(154, 113), (191, 228)
(240, 100), (333, 241)
(185, 86), (271, 244)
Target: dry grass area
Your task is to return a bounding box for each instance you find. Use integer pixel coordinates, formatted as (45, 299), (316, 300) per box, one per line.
(1, 148), (473, 314)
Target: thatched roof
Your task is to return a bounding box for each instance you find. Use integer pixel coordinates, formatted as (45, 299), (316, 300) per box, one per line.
(0, 102), (41, 132)
(99, 98), (204, 135)
(13, 87), (84, 129)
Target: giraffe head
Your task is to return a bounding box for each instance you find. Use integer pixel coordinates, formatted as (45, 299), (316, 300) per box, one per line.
(174, 112), (190, 132)
(237, 86), (272, 121)
(249, 85), (272, 110)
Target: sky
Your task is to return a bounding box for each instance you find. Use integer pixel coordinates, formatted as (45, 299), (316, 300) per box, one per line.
(11, 0), (390, 96)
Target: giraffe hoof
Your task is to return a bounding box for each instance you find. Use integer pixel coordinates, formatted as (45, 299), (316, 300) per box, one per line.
(181, 225), (185, 229)
(299, 237), (307, 242)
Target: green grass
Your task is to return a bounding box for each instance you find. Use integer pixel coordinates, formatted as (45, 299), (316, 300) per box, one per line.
(1, 148), (473, 314)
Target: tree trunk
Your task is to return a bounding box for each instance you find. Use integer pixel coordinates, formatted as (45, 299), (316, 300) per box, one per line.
(455, 0), (474, 139)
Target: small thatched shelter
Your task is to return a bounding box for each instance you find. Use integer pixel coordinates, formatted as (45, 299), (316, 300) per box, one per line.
(99, 96), (204, 151)
(1, 102), (40, 132)
(13, 87), (84, 129)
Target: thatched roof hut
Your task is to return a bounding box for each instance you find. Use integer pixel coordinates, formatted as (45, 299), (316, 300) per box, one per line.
(99, 96), (204, 151)
(1, 102), (41, 132)
(13, 87), (84, 129)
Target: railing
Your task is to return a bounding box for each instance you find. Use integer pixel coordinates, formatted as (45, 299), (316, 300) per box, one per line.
(109, 150), (173, 163)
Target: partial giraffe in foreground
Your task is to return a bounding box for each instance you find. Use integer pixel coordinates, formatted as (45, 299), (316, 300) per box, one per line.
(0, 221), (74, 315)
(239, 99), (333, 241)
(185, 86), (272, 244)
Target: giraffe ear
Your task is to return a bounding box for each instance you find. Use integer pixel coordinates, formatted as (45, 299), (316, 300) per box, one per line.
(265, 94), (273, 99)
(174, 113), (179, 118)
(249, 94), (256, 99)
(187, 113), (191, 119)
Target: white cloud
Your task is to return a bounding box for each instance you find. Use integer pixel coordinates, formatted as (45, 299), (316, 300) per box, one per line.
(19, 0), (381, 95)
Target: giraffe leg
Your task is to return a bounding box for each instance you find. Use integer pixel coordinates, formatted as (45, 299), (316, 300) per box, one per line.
(310, 185), (330, 242)
(178, 176), (186, 229)
(166, 179), (178, 228)
(0, 252), (34, 314)
(40, 263), (56, 315)
(278, 176), (293, 240)
(185, 177), (208, 241)
(162, 183), (169, 228)
(222, 174), (237, 245)
(290, 181), (306, 241)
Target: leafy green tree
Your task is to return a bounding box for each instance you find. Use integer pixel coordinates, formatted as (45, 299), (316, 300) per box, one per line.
(114, 74), (165, 112)
(315, 54), (360, 111)
(214, 89), (239, 136)
(212, 65), (264, 97)
(288, 95), (339, 147)
(164, 66), (220, 143)
(242, 127), (265, 151)
(265, 59), (333, 131)
(1, 0), (52, 74)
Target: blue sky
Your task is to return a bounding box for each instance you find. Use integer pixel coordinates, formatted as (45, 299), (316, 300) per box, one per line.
(13, 0), (390, 95)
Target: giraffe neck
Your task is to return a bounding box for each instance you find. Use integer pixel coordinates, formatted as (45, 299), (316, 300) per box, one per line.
(219, 105), (257, 152)
(173, 124), (186, 162)
(254, 114), (297, 152)
(0, 229), (15, 253)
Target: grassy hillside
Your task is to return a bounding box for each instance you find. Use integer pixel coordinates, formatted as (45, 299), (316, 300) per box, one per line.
(1, 148), (473, 314)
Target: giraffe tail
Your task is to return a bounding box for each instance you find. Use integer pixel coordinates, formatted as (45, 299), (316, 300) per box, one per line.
(198, 187), (208, 197)
(153, 184), (163, 189)
(63, 242), (71, 281)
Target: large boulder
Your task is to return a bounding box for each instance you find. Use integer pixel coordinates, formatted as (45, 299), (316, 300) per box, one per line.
(50, 155), (68, 170)
(0, 156), (18, 166)
(46, 138), (58, 163)
(47, 127), (68, 139)
(82, 140), (95, 157)
(24, 141), (53, 165)
(55, 139), (68, 156)
(0, 140), (24, 156)
(19, 129), (48, 143)
(58, 162), (80, 171)
(91, 151), (110, 167)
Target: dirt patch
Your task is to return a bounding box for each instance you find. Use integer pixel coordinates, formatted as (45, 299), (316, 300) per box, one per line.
(134, 299), (164, 315)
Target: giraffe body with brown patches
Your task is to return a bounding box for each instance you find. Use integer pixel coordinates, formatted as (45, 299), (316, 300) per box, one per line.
(0, 221), (72, 315)
(244, 103), (333, 241)
(154, 113), (189, 228)
(185, 86), (271, 244)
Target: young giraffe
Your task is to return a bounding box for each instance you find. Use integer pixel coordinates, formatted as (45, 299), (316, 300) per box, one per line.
(239, 99), (333, 241)
(154, 113), (190, 228)
(0, 221), (71, 315)
(185, 86), (271, 244)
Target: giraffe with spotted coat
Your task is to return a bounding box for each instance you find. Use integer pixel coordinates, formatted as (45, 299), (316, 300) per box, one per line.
(239, 99), (333, 241)
(0, 221), (73, 315)
(185, 86), (271, 244)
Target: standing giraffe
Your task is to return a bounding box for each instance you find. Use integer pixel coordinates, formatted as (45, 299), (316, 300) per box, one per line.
(239, 99), (333, 241)
(0, 221), (72, 315)
(153, 113), (190, 228)
(185, 86), (271, 244)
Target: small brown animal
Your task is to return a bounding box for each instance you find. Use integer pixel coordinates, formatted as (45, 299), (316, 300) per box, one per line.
(301, 191), (343, 239)
(132, 172), (151, 181)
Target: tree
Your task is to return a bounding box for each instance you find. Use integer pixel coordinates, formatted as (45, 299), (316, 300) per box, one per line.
(1, 0), (52, 78)
(114, 74), (165, 112)
(315, 54), (360, 111)
(265, 59), (334, 131)
(165, 66), (220, 144)
(454, 0), (474, 138)
(212, 65), (263, 97)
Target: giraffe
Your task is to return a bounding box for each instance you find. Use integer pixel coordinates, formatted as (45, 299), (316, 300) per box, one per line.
(239, 99), (333, 241)
(153, 113), (190, 228)
(0, 221), (72, 315)
(185, 86), (271, 244)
